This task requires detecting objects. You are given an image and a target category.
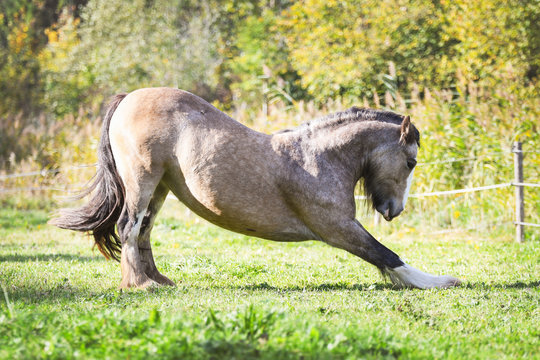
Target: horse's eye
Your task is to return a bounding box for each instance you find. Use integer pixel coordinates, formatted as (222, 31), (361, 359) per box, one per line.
(407, 158), (417, 169)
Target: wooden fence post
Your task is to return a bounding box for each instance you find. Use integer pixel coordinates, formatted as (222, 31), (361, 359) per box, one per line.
(261, 65), (272, 122)
(373, 211), (380, 226)
(513, 141), (524, 243)
(262, 75), (269, 120)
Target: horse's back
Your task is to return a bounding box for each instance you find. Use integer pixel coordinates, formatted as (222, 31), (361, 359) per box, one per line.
(111, 87), (230, 133)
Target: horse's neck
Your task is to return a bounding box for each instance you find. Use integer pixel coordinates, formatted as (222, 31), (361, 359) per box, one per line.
(304, 122), (395, 180)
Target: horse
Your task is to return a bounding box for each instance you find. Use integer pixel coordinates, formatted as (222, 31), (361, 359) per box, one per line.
(51, 87), (461, 289)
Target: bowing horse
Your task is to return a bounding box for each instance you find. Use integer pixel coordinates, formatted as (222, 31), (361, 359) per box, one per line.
(51, 87), (460, 289)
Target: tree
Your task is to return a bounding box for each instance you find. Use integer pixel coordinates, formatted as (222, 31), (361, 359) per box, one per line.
(42, 0), (223, 116)
(280, 0), (540, 103)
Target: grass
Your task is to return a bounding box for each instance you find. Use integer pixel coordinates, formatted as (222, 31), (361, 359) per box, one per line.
(0, 199), (539, 359)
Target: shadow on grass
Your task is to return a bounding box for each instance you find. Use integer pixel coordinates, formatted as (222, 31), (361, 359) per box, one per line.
(223, 281), (397, 292)
(5, 282), (538, 310)
(466, 280), (540, 289)
(1, 280), (396, 305)
(0, 253), (104, 263)
(177, 282), (400, 293)
(2, 284), (122, 305)
(5, 278), (537, 306)
(218, 280), (540, 292)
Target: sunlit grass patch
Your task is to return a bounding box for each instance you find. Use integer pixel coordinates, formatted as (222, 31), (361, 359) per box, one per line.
(1, 201), (539, 359)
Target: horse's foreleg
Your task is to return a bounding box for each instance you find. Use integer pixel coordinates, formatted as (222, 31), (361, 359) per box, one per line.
(317, 219), (460, 289)
(137, 183), (175, 286)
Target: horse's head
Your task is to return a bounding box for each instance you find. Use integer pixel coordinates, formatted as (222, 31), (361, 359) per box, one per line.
(364, 115), (419, 221)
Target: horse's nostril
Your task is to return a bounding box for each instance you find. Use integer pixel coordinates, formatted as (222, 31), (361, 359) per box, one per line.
(393, 205), (404, 218)
(378, 200), (404, 221)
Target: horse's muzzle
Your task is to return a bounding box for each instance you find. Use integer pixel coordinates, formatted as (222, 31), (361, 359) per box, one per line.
(377, 200), (404, 221)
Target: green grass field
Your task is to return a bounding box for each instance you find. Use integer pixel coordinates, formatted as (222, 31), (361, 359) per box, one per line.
(1, 199), (539, 359)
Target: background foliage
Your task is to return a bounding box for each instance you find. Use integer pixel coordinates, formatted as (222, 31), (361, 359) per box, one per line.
(0, 0), (539, 235)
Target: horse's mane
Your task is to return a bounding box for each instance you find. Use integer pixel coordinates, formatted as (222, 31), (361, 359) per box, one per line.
(313, 107), (404, 126)
(297, 106), (420, 146)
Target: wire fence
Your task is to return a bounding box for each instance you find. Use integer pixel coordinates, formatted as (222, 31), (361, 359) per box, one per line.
(0, 163), (96, 181)
(0, 185), (88, 194)
(1, 156), (538, 198)
(1, 144), (539, 240)
(2, 149), (537, 182)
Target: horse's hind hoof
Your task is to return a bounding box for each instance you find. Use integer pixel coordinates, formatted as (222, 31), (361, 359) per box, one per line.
(153, 274), (176, 286)
(119, 274), (160, 290)
(145, 270), (176, 286)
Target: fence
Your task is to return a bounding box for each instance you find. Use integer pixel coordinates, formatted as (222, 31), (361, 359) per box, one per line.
(1, 142), (539, 241)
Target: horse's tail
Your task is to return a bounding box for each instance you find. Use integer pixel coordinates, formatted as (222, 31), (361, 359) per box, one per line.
(49, 93), (128, 261)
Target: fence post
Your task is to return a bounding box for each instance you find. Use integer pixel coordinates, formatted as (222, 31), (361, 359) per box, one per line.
(513, 141), (524, 243)
(373, 211), (380, 226)
(262, 75), (269, 120)
(261, 64), (272, 122)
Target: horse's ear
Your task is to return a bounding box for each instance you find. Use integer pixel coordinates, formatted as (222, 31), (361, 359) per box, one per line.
(399, 115), (414, 145)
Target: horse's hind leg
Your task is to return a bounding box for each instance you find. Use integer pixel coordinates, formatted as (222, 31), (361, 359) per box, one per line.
(137, 182), (175, 286)
(117, 173), (163, 289)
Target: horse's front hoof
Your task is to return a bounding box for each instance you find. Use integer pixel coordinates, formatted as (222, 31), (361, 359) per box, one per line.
(387, 264), (462, 289)
(437, 275), (461, 288)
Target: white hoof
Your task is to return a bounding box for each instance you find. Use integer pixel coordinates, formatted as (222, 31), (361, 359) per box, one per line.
(386, 263), (461, 289)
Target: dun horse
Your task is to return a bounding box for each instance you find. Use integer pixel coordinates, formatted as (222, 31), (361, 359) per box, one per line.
(51, 87), (460, 289)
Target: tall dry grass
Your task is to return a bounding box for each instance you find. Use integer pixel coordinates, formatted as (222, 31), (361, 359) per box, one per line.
(1, 82), (539, 239)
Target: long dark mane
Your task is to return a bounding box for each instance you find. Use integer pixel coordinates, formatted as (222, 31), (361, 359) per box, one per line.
(309, 107), (420, 145)
(279, 107), (420, 146)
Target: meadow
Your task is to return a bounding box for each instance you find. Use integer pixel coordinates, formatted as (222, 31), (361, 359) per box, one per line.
(1, 198), (539, 359)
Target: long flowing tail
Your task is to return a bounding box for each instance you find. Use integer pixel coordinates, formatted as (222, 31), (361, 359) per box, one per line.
(49, 93), (127, 261)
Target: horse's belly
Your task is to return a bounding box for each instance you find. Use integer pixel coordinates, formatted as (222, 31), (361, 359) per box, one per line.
(164, 165), (316, 242)
(180, 194), (315, 242)
(183, 190), (315, 242)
